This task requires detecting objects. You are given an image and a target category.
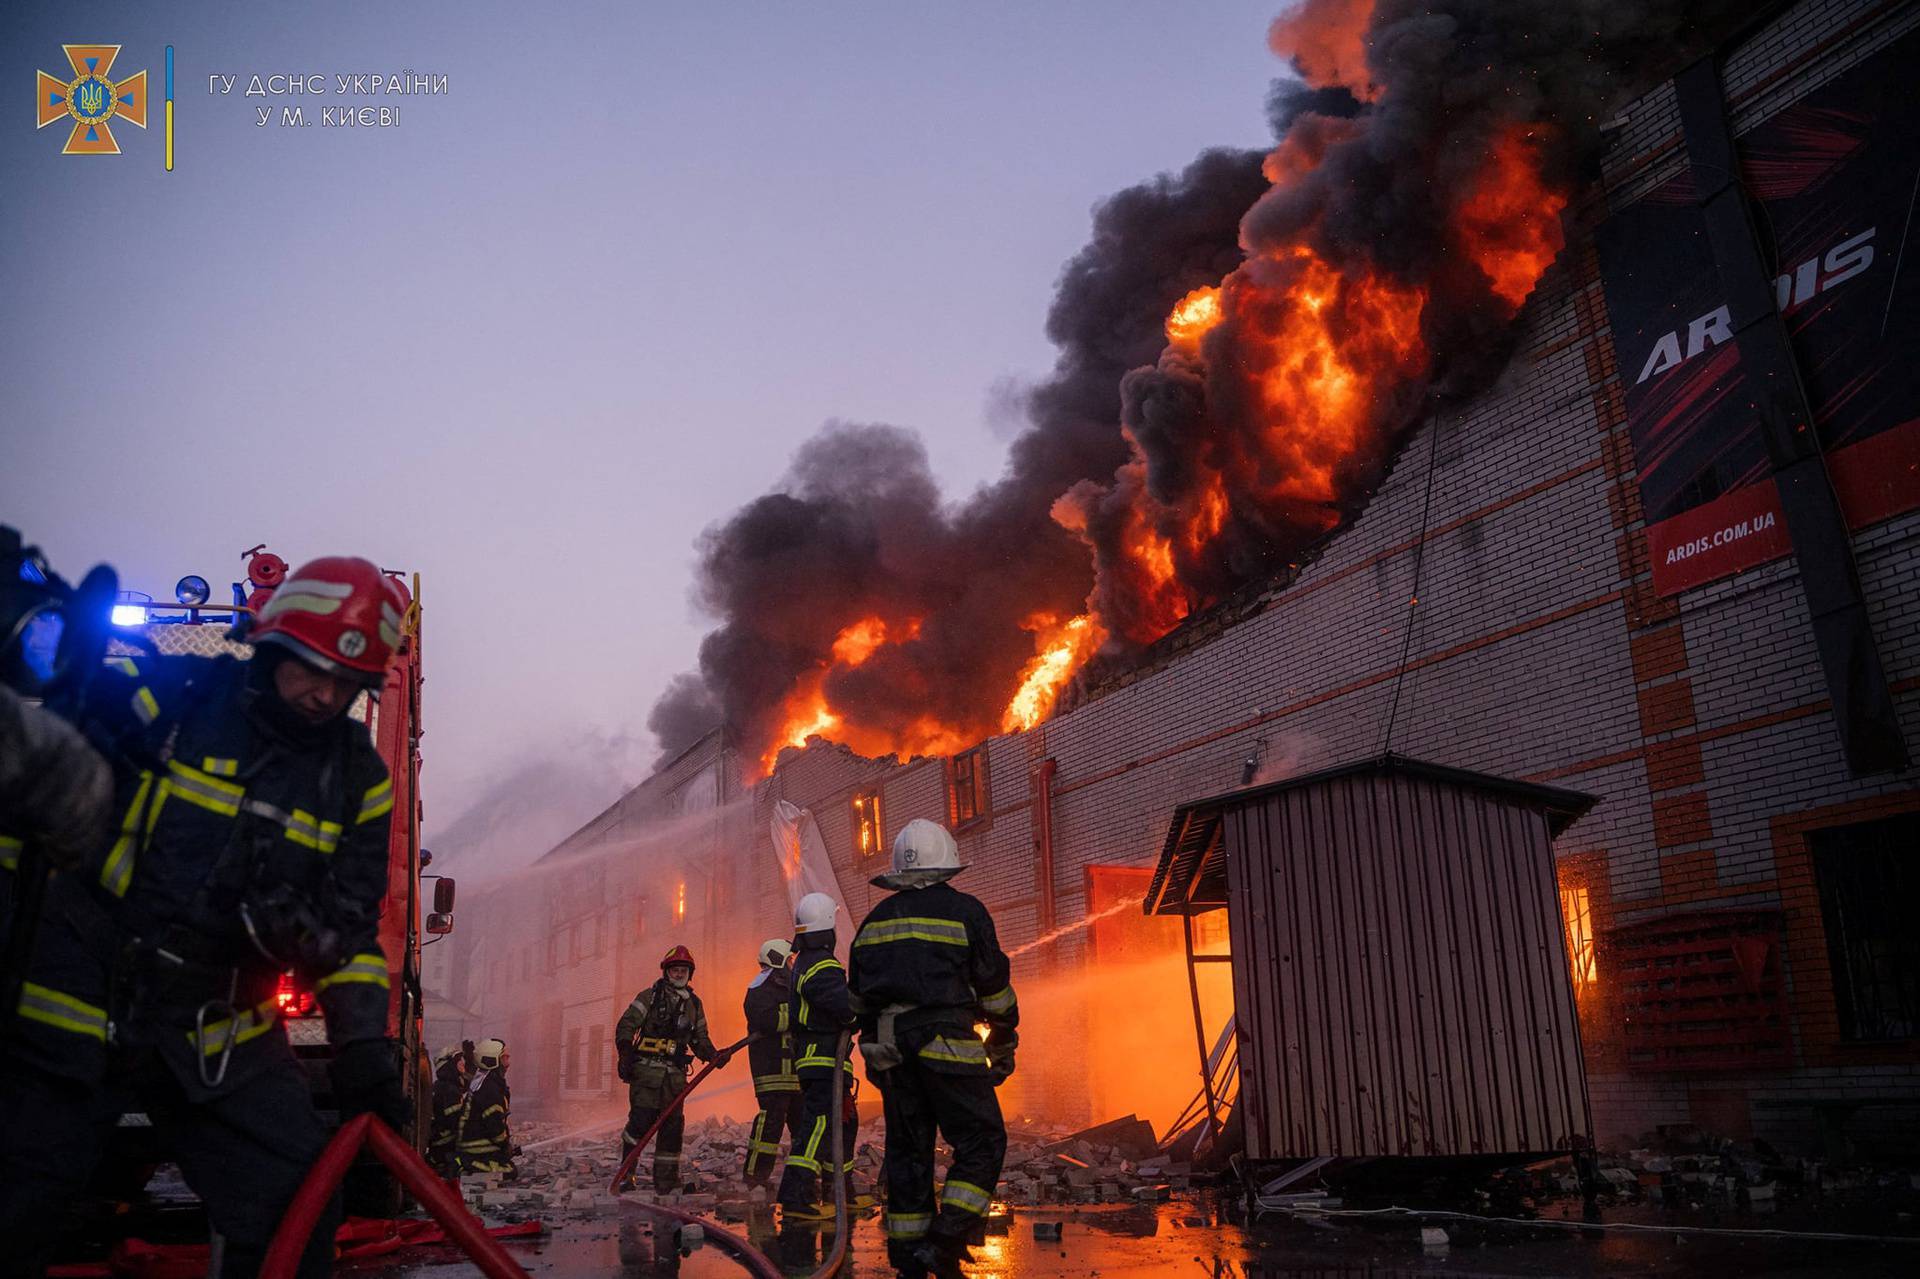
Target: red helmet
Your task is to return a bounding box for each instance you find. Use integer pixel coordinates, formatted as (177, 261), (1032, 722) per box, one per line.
(250, 556), (408, 687)
(660, 945), (696, 975)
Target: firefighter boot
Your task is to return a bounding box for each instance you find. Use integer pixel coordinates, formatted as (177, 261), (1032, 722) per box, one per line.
(910, 1235), (969, 1279)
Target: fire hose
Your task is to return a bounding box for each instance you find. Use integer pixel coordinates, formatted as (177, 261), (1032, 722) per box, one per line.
(610, 1030), (856, 1279)
(260, 1114), (534, 1279)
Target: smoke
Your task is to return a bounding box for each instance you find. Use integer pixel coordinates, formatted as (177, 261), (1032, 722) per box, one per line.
(424, 728), (648, 880)
(656, 1), (1747, 769)
(652, 147), (1269, 766)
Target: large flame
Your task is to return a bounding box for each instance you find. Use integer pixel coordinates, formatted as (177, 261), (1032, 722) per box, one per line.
(1003, 613), (1106, 733)
(749, 5), (1569, 775)
(762, 615), (974, 775)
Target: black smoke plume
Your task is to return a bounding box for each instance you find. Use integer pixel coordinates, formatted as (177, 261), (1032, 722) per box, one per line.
(657, 0), (1747, 769)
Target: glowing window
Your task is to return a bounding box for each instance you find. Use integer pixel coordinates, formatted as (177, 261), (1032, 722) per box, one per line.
(674, 881), (687, 925)
(852, 790), (884, 859)
(1562, 886), (1597, 987)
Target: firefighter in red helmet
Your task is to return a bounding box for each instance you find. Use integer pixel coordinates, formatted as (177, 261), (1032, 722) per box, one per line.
(0, 555), (411, 1279)
(614, 945), (731, 1193)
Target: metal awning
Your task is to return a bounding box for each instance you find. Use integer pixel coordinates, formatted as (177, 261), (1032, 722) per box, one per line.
(1144, 754), (1598, 916)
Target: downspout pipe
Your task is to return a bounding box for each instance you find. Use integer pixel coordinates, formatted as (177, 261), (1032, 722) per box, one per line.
(1032, 759), (1057, 936)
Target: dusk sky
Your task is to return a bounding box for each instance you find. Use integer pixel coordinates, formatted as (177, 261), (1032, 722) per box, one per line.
(2, 1), (1285, 855)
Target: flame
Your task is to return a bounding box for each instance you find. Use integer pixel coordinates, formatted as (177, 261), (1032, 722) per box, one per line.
(760, 615), (970, 776)
(1457, 128), (1568, 310)
(747, 6), (1571, 773)
(1003, 613), (1106, 733)
(1246, 247), (1427, 504)
(1165, 285), (1222, 348)
(830, 616), (888, 666)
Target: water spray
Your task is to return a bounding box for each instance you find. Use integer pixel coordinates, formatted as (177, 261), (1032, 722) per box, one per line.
(1006, 899), (1136, 957)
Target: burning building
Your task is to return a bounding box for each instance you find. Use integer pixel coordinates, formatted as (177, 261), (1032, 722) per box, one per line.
(448, 0), (1920, 1156)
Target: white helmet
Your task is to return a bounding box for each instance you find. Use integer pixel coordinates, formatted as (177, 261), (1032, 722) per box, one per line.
(475, 1037), (506, 1070)
(759, 937), (794, 968)
(795, 892), (839, 934)
(873, 817), (966, 890)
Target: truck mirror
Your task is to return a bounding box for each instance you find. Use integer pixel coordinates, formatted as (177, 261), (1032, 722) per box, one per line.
(425, 912), (453, 935)
(433, 877), (456, 914)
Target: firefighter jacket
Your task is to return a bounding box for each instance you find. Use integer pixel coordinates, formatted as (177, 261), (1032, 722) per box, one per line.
(459, 1067), (513, 1172)
(0, 654), (395, 1101)
(616, 980), (716, 1073)
(426, 1057), (469, 1170)
(742, 967), (797, 1095)
(848, 882), (1019, 1076)
(790, 933), (854, 1078)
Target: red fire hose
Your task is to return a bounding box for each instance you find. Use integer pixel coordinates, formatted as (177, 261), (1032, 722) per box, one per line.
(259, 1113), (534, 1279)
(606, 1034), (752, 1195)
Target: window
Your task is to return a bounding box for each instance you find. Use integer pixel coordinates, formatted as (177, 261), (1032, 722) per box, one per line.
(1811, 814), (1920, 1041)
(851, 789), (884, 859)
(1561, 885), (1598, 987)
(564, 1027), (582, 1090)
(950, 746), (988, 824)
(588, 1024), (607, 1089)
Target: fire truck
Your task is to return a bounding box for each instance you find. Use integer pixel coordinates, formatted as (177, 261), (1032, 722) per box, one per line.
(104, 546), (450, 1203)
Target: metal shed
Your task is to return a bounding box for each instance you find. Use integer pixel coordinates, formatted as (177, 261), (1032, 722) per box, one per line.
(1147, 755), (1598, 1162)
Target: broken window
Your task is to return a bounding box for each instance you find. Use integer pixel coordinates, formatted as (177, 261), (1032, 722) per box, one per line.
(1811, 813), (1920, 1041)
(851, 789), (884, 859)
(1561, 885), (1598, 987)
(950, 746), (987, 825)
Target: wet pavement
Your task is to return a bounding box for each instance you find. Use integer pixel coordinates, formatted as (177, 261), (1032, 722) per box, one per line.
(348, 1194), (1920, 1277)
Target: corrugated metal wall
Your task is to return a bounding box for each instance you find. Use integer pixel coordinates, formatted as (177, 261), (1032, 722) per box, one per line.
(1222, 770), (1589, 1159)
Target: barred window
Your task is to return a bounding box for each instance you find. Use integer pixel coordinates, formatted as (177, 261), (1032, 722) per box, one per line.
(1812, 813), (1920, 1042)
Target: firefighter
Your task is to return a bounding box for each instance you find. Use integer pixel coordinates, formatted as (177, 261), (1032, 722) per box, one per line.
(741, 937), (800, 1188)
(776, 892), (857, 1222)
(616, 945), (729, 1193)
(459, 1038), (515, 1176)
(426, 1040), (473, 1182)
(849, 819), (1018, 1279)
(0, 556), (411, 1279)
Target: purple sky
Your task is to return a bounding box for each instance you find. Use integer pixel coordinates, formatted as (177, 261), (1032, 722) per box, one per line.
(2, 0), (1283, 844)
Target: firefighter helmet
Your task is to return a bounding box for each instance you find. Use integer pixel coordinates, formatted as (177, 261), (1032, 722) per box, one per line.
(795, 892), (838, 934)
(249, 556), (408, 687)
(873, 817), (967, 890)
(758, 937), (793, 968)
(435, 1043), (466, 1069)
(660, 944), (696, 975)
(475, 1038), (506, 1070)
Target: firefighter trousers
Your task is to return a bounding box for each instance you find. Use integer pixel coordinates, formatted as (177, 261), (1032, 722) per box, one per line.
(875, 1057), (1006, 1256)
(622, 1062), (689, 1191)
(743, 1088), (805, 1185)
(0, 1055), (336, 1279)
(775, 1070), (856, 1209)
